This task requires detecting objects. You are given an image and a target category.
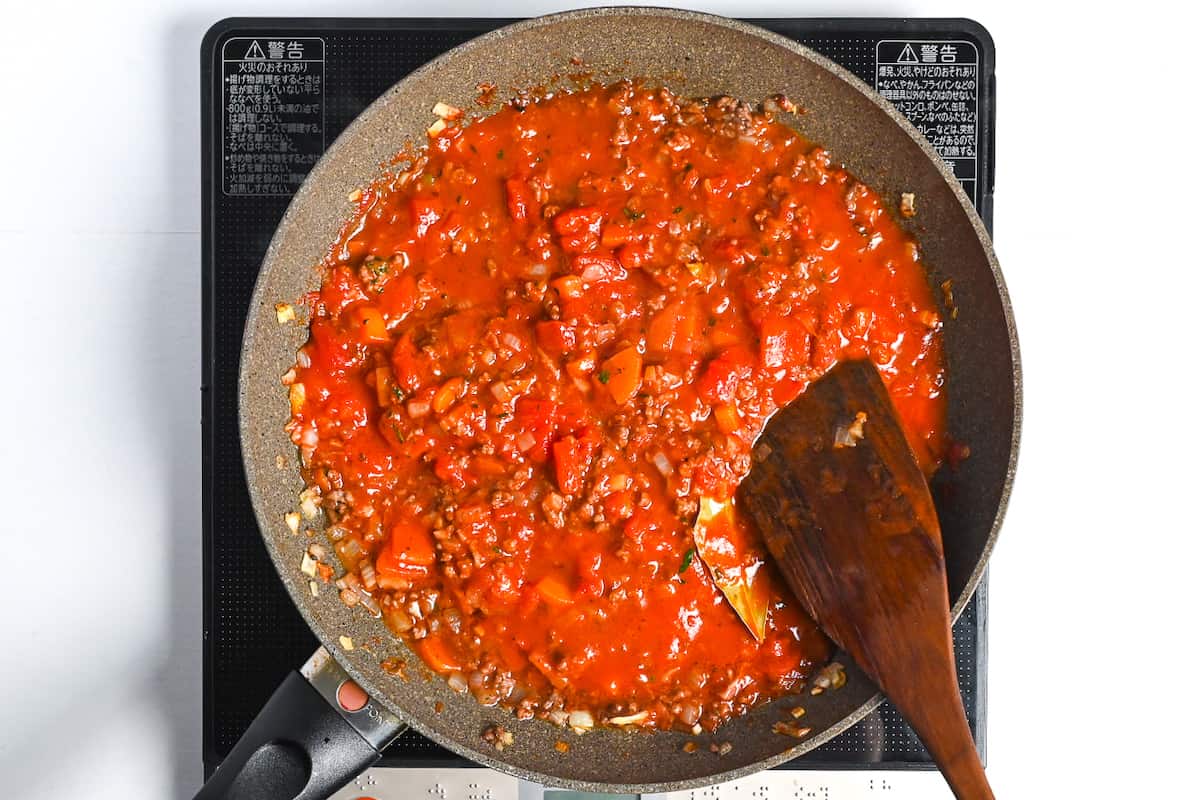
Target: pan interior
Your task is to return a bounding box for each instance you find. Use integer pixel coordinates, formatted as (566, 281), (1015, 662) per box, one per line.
(237, 8), (1018, 792)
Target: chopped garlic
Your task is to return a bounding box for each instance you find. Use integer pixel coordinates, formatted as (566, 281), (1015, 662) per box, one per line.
(284, 511), (301, 534)
(772, 721), (812, 739)
(275, 302), (296, 323)
(300, 551), (318, 577)
(347, 188), (362, 202)
(427, 118), (447, 137)
(900, 192), (916, 218)
(567, 709), (594, 734)
(299, 487), (321, 518)
(339, 635), (355, 651)
(811, 661), (847, 694)
(289, 383), (306, 414)
(833, 412), (868, 449)
(432, 101), (463, 120)
(309, 580), (320, 597)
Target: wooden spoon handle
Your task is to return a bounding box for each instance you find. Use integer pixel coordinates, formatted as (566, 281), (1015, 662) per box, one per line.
(738, 360), (995, 799)
(881, 628), (994, 800)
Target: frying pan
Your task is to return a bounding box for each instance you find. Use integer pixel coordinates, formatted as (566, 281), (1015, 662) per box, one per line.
(197, 8), (1020, 799)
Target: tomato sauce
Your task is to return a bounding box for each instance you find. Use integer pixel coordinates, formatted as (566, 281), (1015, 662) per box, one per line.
(287, 82), (946, 732)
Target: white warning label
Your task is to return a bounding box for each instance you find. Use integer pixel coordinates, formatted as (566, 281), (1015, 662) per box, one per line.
(221, 37), (325, 196)
(875, 40), (980, 204)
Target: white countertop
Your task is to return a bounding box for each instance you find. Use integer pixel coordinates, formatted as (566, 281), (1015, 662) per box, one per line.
(1, 1), (1196, 797)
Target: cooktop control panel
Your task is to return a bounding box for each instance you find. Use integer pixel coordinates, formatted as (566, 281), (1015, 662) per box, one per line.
(328, 767), (956, 799)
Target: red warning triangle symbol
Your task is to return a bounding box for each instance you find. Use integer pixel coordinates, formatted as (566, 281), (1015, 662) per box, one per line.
(244, 40), (266, 60)
(898, 43), (919, 64)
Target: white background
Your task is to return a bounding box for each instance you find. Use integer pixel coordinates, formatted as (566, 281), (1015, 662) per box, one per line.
(1, 1), (1196, 797)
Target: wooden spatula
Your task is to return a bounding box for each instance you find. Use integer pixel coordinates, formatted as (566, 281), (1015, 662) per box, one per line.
(738, 359), (995, 800)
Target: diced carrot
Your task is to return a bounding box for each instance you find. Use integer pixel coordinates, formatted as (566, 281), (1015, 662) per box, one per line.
(346, 304), (389, 345)
(535, 574), (576, 606)
(417, 633), (463, 673)
(386, 521), (437, 566)
(601, 223), (631, 248)
(714, 403), (741, 434)
(601, 346), (643, 404)
(552, 275), (584, 299)
(472, 454), (508, 476)
(432, 377), (465, 413)
(646, 300), (700, 355)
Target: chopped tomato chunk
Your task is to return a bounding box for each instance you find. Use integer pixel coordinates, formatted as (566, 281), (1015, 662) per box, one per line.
(552, 206), (603, 252)
(505, 177), (536, 222)
(697, 346), (755, 405)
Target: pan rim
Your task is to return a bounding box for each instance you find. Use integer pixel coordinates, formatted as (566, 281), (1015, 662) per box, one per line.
(237, 6), (1022, 792)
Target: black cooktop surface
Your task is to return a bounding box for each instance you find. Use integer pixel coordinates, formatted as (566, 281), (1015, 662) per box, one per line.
(202, 16), (995, 776)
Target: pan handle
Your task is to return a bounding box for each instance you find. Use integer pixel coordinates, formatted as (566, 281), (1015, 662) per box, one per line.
(194, 648), (406, 800)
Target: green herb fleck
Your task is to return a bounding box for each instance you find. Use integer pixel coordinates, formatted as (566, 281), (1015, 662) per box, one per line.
(497, 149), (505, 159)
(679, 547), (695, 574)
(673, 206), (684, 214)
(598, 370), (611, 384)
(391, 385), (405, 402)
(623, 207), (645, 221)
(761, 246), (771, 256)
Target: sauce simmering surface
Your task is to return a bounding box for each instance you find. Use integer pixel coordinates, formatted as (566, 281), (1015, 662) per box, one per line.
(287, 82), (946, 732)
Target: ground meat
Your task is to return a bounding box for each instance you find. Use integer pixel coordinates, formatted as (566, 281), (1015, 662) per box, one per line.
(289, 81), (947, 733)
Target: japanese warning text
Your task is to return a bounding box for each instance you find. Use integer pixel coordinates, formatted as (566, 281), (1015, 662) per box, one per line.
(222, 37), (325, 196)
(875, 40), (980, 204)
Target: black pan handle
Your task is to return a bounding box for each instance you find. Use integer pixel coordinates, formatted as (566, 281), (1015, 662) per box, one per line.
(194, 648), (406, 800)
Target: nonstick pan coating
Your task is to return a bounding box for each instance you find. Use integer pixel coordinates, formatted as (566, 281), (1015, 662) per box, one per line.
(238, 8), (1020, 792)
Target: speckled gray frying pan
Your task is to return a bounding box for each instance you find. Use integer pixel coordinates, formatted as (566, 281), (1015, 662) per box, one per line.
(203, 8), (1021, 800)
